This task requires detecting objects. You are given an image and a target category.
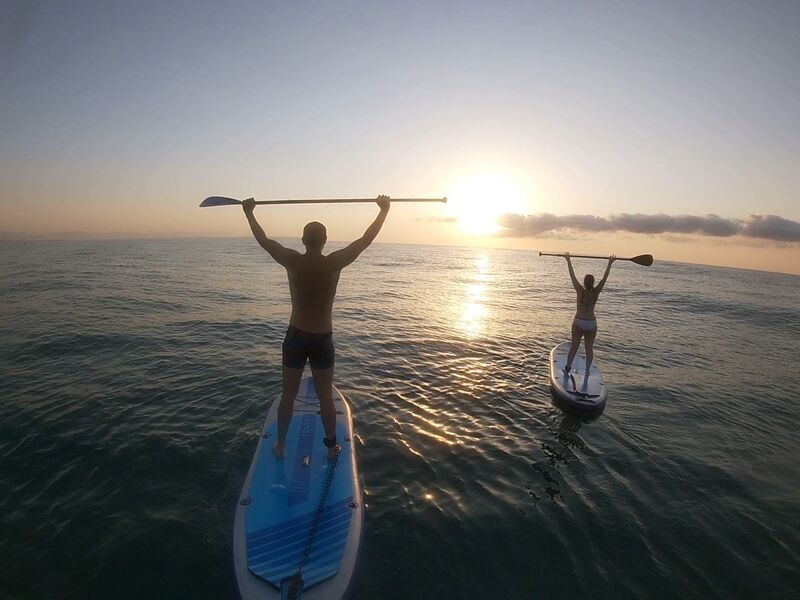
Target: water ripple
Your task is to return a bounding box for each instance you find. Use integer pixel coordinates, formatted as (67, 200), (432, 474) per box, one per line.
(0, 240), (798, 599)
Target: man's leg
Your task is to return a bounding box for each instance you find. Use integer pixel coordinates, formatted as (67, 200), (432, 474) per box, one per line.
(274, 366), (303, 459)
(310, 366), (337, 460)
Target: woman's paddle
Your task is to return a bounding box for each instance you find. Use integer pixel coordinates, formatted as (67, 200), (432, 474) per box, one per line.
(539, 251), (654, 266)
(200, 196), (447, 207)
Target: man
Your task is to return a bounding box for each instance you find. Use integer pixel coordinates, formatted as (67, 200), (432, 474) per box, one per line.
(242, 195), (391, 459)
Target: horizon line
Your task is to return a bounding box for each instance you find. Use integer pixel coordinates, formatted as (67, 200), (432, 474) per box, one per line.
(2, 235), (798, 278)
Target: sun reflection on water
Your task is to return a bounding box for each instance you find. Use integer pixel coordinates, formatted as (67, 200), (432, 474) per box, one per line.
(459, 256), (491, 338)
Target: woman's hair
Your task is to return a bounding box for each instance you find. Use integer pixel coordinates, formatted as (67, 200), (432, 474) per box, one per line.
(584, 274), (595, 290)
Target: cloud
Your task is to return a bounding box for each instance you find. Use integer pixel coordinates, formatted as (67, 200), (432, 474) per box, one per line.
(739, 215), (800, 242)
(496, 212), (800, 243)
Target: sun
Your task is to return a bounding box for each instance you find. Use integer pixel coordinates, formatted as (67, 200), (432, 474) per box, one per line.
(446, 174), (527, 236)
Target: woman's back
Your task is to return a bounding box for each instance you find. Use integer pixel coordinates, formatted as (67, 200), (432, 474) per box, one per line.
(575, 286), (599, 320)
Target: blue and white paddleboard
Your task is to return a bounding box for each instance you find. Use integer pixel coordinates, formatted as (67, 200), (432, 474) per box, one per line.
(233, 377), (363, 599)
(549, 341), (608, 415)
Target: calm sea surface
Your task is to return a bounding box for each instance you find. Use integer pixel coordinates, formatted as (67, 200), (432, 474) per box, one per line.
(1, 239), (798, 599)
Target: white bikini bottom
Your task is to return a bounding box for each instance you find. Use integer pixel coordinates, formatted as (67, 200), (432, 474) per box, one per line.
(573, 318), (597, 331)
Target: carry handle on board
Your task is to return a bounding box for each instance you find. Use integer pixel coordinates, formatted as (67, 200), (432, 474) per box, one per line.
(200, 196), (447, 207)
(539, 251), (654, 266)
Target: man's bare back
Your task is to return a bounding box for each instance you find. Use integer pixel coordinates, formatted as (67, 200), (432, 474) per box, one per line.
(286, 255), (341, 333)
(242, 195), (390, 458)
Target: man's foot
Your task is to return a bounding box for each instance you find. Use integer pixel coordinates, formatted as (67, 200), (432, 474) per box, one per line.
(272, 442), (286, 459)
(563, 365), (571, 375)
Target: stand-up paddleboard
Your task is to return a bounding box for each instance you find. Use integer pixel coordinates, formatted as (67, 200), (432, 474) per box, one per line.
(549, 341), (608, 415)
(233, 376), (363, 599)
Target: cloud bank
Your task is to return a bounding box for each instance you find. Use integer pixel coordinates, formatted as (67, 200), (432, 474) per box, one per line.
(496, 213), (800, 243)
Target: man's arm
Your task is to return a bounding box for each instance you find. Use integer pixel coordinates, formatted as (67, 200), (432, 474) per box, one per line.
(242, 198), (298, 267)
(563, 252), (581, 291)
(328, 195), (390, 270)
(594, 255), (616, 294)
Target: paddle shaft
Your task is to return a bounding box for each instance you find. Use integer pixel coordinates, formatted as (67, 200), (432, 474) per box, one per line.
(540, 252), (618, 260)
(539, 251), (653, 266)
(241, 198), (442, 205)
(257, 198), (443, 205)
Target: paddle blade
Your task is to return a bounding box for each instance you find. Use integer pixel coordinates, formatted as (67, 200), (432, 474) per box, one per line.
(630, 254), (654, 266)
(200, 196), (242, 207)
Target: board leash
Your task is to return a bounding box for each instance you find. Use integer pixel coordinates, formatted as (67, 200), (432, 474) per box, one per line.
(281, 445), (341, 600)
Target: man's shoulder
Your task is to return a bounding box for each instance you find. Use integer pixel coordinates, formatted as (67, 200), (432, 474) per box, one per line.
(287, 253), (339, 272)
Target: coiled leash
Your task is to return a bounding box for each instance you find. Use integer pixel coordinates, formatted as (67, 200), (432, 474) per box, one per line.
(281, 438), (340, 600)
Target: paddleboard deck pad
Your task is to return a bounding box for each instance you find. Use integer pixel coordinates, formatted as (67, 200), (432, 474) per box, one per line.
(233, 376), (363, 599)
(549, 341), (608, 415)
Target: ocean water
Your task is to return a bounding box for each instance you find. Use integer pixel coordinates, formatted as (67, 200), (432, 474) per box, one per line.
(0, 238), (798, 600)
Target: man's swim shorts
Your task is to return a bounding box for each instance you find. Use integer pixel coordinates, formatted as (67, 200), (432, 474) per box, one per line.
(282, 325), (335, 369)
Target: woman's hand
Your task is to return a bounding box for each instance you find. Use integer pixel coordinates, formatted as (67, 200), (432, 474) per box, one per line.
(563, 251), (571, 261)
(609, 254), (617, 264)
(242, 197), (256, 214)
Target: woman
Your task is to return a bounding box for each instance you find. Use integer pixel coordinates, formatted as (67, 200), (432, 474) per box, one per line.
(562, 252), (615, 375)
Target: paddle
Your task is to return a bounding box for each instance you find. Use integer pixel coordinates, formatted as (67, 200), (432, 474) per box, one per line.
(200, 196), (447, 207)
(539, 251), (654, 266)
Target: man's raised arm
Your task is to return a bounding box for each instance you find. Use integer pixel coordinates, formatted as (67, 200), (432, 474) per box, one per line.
(328, 195), (391, 270)
(242, 198), (298, 266)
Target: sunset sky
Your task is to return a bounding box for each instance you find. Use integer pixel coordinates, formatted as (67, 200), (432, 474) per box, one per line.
(2, 1), (799, 274)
